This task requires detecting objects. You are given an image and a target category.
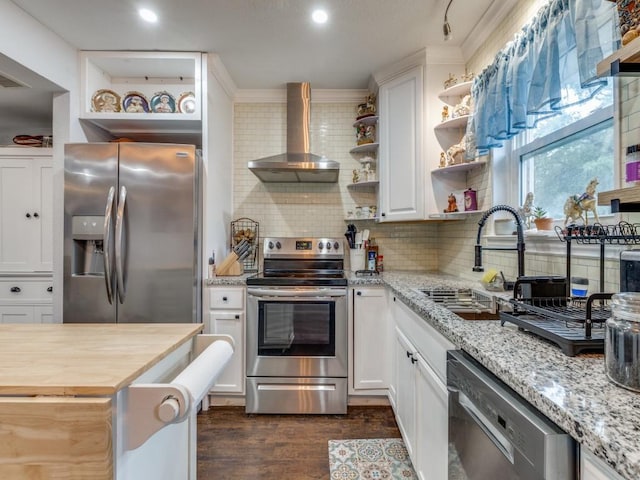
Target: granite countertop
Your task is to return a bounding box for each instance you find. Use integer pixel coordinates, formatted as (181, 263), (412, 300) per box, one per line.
(206, 270), (639, 479)
(378, 271), (638, 480)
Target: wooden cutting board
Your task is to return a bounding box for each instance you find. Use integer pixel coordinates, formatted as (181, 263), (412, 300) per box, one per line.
(0, 323), (202, 396)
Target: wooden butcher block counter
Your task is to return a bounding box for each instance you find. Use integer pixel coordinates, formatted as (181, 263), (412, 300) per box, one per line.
(0, 323), (204, 480)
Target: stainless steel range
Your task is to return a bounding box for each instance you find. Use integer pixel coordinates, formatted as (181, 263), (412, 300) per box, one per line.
(245, 237), (348, 414)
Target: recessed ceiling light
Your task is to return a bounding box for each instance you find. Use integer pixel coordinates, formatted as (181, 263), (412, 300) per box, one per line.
(139, 8), (158, 23)
(311, 9), (328, 24)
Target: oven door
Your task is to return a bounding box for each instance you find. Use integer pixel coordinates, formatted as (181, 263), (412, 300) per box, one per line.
(246, 287), (347, 378)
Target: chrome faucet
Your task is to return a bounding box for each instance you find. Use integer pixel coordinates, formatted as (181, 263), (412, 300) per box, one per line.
(473, 205), (525, 278)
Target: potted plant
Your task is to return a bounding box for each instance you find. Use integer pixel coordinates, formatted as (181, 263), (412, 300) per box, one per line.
(533, 206), (554, 230)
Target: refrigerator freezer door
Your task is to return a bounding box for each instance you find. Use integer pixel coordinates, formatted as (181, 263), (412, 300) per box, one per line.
(117, 143), (197, 323)
(64, 143), (119, 323)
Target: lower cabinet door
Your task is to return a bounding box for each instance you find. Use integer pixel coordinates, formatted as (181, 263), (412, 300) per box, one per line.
(0, 306), (35, 323)
(394, 326), (417, 458)
(353, 287), (390, 391)
(34, 306), (54, 323)
(415, 353), (448, 480)
(207, 311), (244, 394)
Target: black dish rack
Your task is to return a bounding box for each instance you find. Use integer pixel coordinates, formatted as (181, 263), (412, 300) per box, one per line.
(498, 222), (640, 356)
(554, 222), (640, 296)
(499, 276), (611, 356)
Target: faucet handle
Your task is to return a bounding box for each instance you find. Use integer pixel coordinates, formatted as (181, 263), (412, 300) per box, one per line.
(473, 244), (484, 272)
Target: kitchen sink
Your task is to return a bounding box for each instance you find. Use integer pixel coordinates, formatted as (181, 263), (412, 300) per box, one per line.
(414, 287), (499, 320)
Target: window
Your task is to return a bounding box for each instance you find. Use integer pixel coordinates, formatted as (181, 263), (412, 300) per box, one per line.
(516, 88), (614, 222)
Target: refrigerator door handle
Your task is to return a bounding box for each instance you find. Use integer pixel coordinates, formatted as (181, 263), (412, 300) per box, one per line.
(103, 186), (116, 304)
(115, 185), (127, 304)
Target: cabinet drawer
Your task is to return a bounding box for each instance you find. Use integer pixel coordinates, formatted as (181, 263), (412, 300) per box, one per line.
(0, 280), (53, 303)
(209, 287), (244, 309)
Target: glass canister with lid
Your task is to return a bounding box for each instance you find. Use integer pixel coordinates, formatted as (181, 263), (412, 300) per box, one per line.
(605, 292), (640, 392)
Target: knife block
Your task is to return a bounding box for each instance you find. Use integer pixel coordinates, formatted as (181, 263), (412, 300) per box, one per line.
(216, 252), (244, 276)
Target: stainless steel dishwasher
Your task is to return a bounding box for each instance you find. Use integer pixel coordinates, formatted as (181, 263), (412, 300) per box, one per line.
(447, 350), (576, 480)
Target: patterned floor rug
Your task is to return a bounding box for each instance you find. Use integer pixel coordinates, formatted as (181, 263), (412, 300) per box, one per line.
(328, 438), (418, 479)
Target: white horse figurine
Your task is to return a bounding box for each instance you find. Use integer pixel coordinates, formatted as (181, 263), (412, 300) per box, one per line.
(518, 192), (534, 229)
(563, 178), (600, 226)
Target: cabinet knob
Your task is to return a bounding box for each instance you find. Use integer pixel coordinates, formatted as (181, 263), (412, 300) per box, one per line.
(222, 296), (228, 302)
(235, 315), (240, 319)
(406, 351), (412, 359)
(10, 287), (21, 293)
(33, 212), (39, 218)
(381, 212), (386, 217)
(47, 286), (53, 292)
(411, 356), (418, 364)
(25, 213), (31, 218)
(356, 291), (362, 296)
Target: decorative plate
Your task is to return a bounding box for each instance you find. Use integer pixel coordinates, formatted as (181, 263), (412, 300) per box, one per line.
(177, 91), (196, 114)
(122, 91), (150, 113)
(150, 91), (176, 113)
(91, 89), (121, 113)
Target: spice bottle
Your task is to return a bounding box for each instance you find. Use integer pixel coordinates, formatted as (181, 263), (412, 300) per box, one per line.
(367, 238), (378, 271)
(626, 144), (640, 186)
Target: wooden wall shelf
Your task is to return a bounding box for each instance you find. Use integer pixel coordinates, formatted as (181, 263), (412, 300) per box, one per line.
(598, 186), (640, 212)
(597, 40), (640, 77)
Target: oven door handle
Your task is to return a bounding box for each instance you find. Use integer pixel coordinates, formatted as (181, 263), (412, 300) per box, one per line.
(247, 288), (346, 298)
(450, 388), (515, 464)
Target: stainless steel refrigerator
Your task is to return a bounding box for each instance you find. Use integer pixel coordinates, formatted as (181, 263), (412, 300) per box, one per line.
(63, 143), (201, 323)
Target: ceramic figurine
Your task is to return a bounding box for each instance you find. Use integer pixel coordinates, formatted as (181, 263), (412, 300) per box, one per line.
(441, 105), (449, 122)
(462, 71), (475, 82)
(563, 178), (600, 225)
(444, 193), (459, 213)
(447, 136), (466, 165)
(518, 191), (534, 229)
(453, 94), (472, 118)
(444, 73), (457, 90)
(439, 152), (447, 168)
(352, 169), (360, 184)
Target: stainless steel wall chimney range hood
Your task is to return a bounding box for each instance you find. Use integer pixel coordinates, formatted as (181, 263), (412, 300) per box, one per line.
(248, 82), (340, 183)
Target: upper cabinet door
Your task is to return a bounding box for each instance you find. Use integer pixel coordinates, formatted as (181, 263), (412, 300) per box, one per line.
(378, 65), (425, 222)
(0, 150), (53, 272)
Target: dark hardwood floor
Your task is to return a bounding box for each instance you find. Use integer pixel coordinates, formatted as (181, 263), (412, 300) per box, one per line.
(197, 405), (401, 479)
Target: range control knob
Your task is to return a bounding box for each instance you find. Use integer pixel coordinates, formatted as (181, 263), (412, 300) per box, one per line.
(275, 241), (282, 249)
(326, 242), (332, 250)
(333, 241), (340, 250)
(318, 241), (325, 250)
(268, 241), (274, 250)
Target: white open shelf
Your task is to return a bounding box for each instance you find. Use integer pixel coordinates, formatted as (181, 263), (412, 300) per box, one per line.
(79, 51), (203, 141)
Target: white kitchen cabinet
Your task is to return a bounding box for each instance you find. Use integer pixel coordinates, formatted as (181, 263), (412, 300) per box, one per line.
(377, 63), (425, 222)
(414, 351), (448, 480)
(0, 149), (53, 272)
(581, 447), (625, 480)
(206, 286), (245, 394)
(79, 51), (202, 143)
(394, 325), (417, 458)
(391, 296), (454, 480)
(0, 276), (54, 324)
(351, 287), (390, 393)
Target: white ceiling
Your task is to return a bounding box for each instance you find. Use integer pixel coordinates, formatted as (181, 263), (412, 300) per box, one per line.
(1, 0), (515, 136)
(9, 0), (512, 90)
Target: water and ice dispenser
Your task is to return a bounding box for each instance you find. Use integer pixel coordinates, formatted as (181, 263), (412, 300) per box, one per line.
(71, 216), (105, 276)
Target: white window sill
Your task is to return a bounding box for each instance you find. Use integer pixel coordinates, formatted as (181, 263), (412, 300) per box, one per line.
(485, 225), (626, 261)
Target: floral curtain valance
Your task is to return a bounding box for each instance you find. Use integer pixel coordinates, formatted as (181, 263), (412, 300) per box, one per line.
(468, 0), (619, 156)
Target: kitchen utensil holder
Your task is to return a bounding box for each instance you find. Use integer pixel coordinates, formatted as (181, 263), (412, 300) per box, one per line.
(230, 217), (259, 272)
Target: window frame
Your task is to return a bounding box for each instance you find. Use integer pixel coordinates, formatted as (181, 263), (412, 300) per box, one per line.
(517, 105), (615, 220)
(488, 103), (619, 256)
